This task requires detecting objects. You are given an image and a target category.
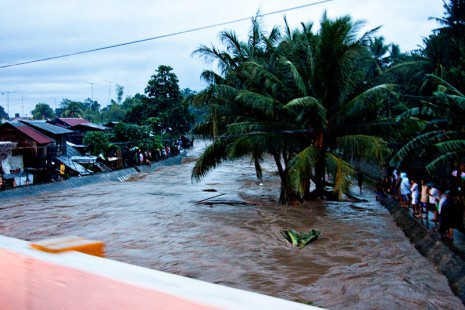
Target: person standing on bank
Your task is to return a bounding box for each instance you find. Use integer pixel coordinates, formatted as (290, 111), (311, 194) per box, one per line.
(438, 190), (455, 240)
(410, 179), (420, 217)
(400, 172), (411, 208)
(357, 170), (364, 195)
(420, 179), (429, 219)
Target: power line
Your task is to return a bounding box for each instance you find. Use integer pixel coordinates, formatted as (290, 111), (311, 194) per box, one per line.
(0, 0), (334, 69)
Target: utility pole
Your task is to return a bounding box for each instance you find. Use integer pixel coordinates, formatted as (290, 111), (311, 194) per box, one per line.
(104, 80), (115, 105)
(88, 82), (95, 102)
(1, 91), (15, 119)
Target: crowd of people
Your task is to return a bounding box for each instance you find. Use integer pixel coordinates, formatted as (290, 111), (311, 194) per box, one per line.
(376, 170), (465, 241)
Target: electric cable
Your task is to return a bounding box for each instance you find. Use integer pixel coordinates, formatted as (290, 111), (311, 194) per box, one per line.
(0, 0), (333, 69)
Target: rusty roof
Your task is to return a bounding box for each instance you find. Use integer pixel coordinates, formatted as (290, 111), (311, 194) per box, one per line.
(57, 118), (90, 127)
(20, 120), (73, 135)
(3, 122), (54, 144)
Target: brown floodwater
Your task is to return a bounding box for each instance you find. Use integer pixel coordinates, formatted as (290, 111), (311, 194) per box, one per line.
(1, 141), (464, 309)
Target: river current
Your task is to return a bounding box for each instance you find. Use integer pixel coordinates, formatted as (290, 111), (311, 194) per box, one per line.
(1, 141), (463, 309)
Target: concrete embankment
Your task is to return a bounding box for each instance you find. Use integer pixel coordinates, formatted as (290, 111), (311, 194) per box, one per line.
(0, 155), (183, 200)
(380, 194), (465, 305)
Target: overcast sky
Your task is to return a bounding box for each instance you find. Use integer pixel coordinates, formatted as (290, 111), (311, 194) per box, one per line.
(1, 0), (444, 118)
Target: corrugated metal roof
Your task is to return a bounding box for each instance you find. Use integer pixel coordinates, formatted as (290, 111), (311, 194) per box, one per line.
(58, 118), (90, 126)
(5, 122), (54, 144)
(20, 120), (73, 135)
(71, 123), (110, 131)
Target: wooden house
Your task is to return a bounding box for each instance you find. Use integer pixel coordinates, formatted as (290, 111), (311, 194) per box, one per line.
(20, 120), (73, 157)
(0, 121), (55, 168)
(47, 118), (90, 145)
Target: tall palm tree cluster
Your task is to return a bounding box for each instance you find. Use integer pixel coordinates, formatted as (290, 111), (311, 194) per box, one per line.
(390, 0), (465, 183)
(190, 13), (427, 204)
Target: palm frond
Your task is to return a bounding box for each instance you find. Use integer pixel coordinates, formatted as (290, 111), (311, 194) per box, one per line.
(287, 145), (319, 195)
(326, 153), (355, 199)
(337, 135), (390, 164)
(389, 130), (447, 167)
(242, 61), (287, 95)
(435, 139), (465, 154)
(235, 90), (277, 117)
(284, 96), (326, 128)
(426, 150), (465, 173)
(371, 61), (430, 86)
(447, 94), (465, 111)
(228, 132), (295, 159)
(281, 58), (308, 96)
(331, 84), (398, 125)
(199, 70), (226, 85)
(395, 107), (421, 121)
(191, 138), (229, 182)
(425, 74), (464, 96)
(219, 30), (245, 60)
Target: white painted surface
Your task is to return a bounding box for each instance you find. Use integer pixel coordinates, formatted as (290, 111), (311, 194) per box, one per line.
(0, 235), (322, 309)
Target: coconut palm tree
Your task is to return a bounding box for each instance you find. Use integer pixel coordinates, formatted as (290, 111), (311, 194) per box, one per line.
(61, 101), (84, 118)
(31, 103), (56, 120)
(191, 13), (419, 204)
(390, 74), (465, 174)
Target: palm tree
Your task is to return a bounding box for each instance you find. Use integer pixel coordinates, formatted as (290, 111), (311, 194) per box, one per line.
(367, 36), (390, 78)
(390, 74), (465, 175)
(31, 103), (56, 120)
(191, 13), (413, 204)
(61, 100), (84, 118)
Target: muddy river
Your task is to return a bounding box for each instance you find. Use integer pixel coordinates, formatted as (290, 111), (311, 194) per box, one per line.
(1, 141), (463, 309)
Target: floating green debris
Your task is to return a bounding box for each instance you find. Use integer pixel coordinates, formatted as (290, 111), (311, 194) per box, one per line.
(280, 229), (320, 248)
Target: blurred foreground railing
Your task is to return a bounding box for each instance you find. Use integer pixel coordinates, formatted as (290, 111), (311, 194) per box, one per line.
(0, 235), (323, 310)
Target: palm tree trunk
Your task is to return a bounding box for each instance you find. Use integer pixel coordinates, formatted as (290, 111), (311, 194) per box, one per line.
(314, 152), (326, 199)
(313, 131), (326, 199)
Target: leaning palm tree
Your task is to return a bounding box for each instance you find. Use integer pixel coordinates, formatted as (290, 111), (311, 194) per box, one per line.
(192, 13), (415, 204)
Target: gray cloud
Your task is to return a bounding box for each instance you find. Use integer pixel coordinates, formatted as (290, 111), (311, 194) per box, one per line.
(1, 0), (444, 117)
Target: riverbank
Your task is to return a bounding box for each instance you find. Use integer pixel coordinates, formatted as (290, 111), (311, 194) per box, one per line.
(0, 154), (183, 200)
(380, 194), (465, 304)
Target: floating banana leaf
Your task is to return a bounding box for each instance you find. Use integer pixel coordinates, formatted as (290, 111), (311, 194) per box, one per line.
(280, 229), (320, 248)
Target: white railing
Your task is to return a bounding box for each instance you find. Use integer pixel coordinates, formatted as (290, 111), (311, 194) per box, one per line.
(0, 235), (323, 310)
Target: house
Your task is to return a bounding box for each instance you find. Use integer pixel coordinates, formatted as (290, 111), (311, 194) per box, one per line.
(48, 117), (90, 128)
(47, 118), (90, 144)
(19, 120), (73, 157)
(0, 122), (58, 187)
(47, 118), (110, 145)
(0, 121), (55, 168)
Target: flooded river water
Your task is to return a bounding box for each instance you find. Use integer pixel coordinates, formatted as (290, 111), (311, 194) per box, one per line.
(1, 141), (464, 309)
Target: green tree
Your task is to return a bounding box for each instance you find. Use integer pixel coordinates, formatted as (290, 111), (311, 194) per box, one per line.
(367, 36), (390, 78)
(145, 65), (181, 100)
(31, 103), (56, 120)
(81, 98), (101, 123)
(83, 131), (110, 155)
(125, 65), (192, 135)
(115, 84), (124, 103)
(110, 122), (151, 145)
(424, 0), (465, 91)
(101, 103), (125, 123)
(0, 105), (8, 119)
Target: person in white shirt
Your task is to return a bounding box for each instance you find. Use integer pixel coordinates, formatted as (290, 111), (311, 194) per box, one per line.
(410, 179), (420, 217)
(400, 172), (411, 207)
